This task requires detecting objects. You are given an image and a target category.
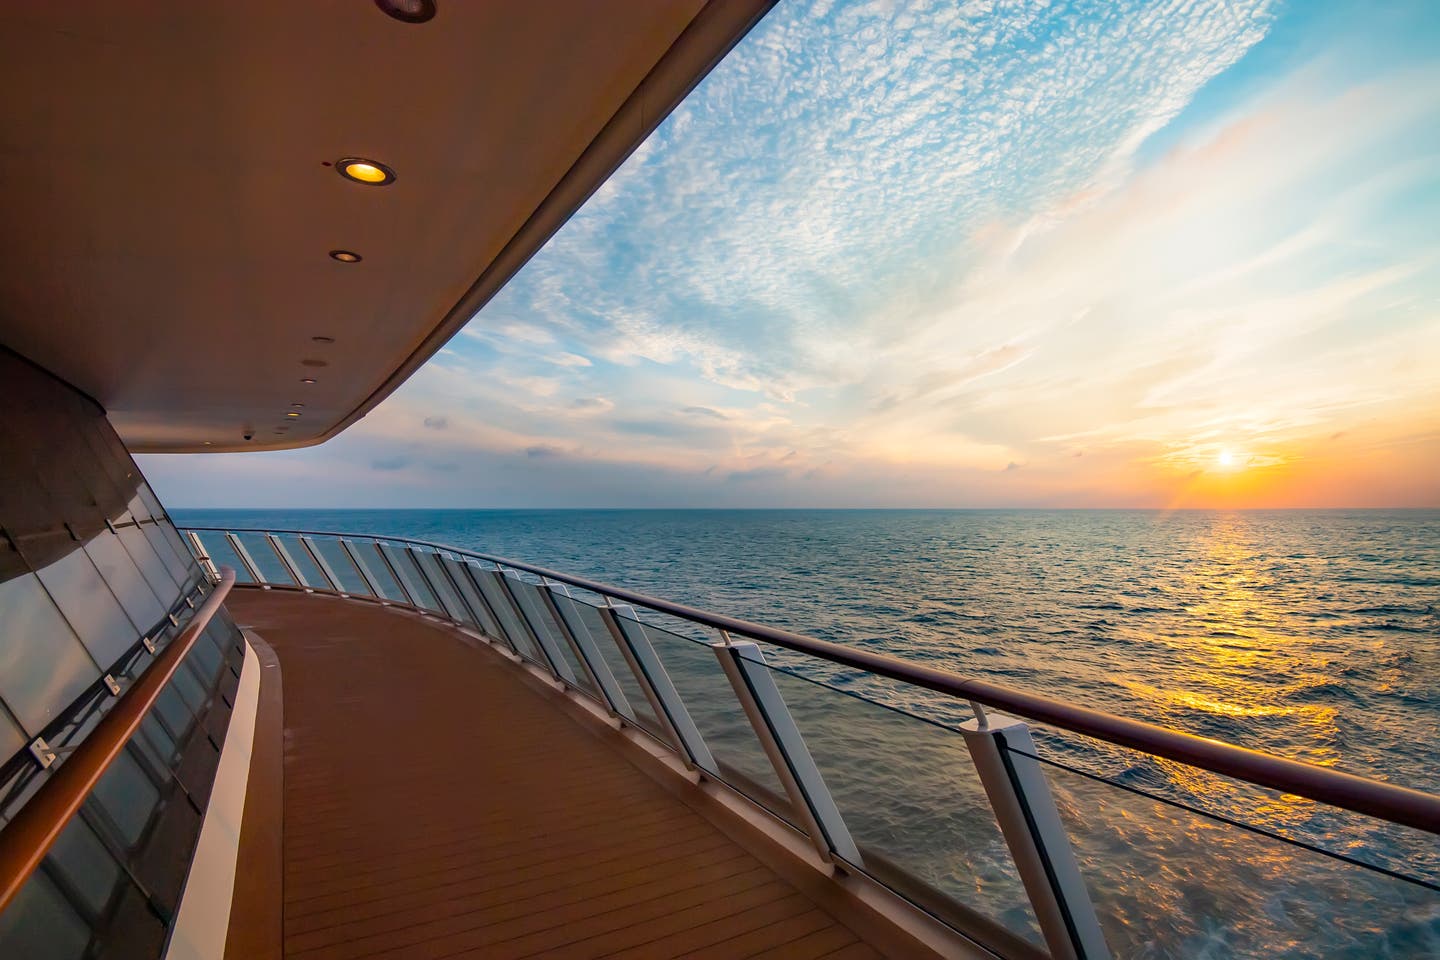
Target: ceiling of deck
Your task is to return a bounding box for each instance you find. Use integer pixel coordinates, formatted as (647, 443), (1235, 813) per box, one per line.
(0, 1), (769, 452)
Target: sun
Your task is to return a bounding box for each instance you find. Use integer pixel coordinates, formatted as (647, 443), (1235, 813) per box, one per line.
(1217, 449), (1235, 468)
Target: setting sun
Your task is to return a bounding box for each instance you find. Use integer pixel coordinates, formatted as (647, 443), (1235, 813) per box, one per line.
(1218, 450), (1235, 468)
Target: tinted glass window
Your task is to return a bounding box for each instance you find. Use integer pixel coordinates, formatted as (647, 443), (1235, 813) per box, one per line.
(90, 748), (159, 848)
(32, 549), (138, 669)
(0, 869), (89, 960)
(117, 524), (180, 597)
(0, 701), (26, 762)
(46, 816), (124, 916)
(84, 533), (164, 633)
(0, 574), (100, 734)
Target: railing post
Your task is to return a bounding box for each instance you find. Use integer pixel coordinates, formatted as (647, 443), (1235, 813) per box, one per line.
(299, 536), (343, 593)
(457, 561), (520, 655)
(407, 548), (464, 620)
(712, 638), (861, 866)
(432, 554), (484, 626)
(540, 584), (634, 719)
(492, 567), (575, 685)
(266, 534), (308, 589)
(339, 538), (387, 601)
(185, 531), (220, 582)
(960, 712), (1110, 960)
(374, 543), (421, 607)
(224, 533), (265, 585)
(599, 605), (715, 771)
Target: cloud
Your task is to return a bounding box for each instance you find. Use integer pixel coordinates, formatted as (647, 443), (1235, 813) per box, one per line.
(139, 2), (1440, 509)
(568, 397), (615, 413)
(546, 352), (593, 368)
(727, 466), (788, 483)
(681, 406), (728, 420)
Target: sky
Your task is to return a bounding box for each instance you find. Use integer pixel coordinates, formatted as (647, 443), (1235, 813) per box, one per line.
(146, 0), (1440, 509)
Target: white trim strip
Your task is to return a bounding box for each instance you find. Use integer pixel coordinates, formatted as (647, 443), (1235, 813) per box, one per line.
(165, 642), (262, 960)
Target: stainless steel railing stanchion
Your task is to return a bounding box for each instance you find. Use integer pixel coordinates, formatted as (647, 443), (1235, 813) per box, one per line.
(339, 539), (387, 601)
(375, 543), (423, 608)
(541, 584), (634, 719)
(599, 605), (715, 771)
(492, 566), (574, 684)
(458, 561), (521, 655)
(299, 536), (344, 593)
(712, 638), (861, 866)
(185, 531), (221, 582)
(961, 713), (1110, 960)
(224, 533), (265, 585)
(265, 534), (309, 589)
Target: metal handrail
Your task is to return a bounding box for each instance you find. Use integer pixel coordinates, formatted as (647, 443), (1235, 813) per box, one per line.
(0, 567), (236, 913)
(185, 526), (1440, 835)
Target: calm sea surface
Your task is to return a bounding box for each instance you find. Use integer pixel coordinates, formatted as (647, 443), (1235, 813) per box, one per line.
(176, 508), (1440, 957)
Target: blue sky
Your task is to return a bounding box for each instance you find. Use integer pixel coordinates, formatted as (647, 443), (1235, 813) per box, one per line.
(147, 0), (1440, 508)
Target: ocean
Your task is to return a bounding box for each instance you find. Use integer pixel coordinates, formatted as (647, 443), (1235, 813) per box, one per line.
(174, 507), (1440, 958)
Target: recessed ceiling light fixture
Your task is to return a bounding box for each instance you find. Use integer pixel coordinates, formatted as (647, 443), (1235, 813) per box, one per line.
(300, 378), (317, 384)
(329, 250), (362, 263)
(290, 402), (305, 408)
(336, 157), (396, 186)
(285, 412), (302, 418)
(312, 335), (336, 344)
(376, 0), (436, 24)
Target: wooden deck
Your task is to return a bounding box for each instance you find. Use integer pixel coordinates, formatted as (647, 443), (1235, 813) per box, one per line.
(227, 589), (888, 960)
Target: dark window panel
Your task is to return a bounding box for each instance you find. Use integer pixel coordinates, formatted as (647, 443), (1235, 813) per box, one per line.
(83, 533), (165, 634)
(116, 525), (180, 601)
(0, 868), (90, 960)
(0, 574), (100, 735)
(46, 815), (124, 917)
(89, 748), (160, 850)
(31, 548), (139, 669)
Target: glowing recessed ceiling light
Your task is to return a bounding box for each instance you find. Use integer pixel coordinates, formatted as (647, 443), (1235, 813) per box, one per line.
(290, 402), (305, 408)
(285, 411), (302, 418)
(300, 377), (317, 384)
(336, 158), (396, 186)
(329, 250), (362, 263)
(312, 335), (335, 344)
(376, 0), (436, 23)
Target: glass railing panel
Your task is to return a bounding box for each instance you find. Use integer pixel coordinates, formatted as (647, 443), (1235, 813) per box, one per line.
(505, 576), (600, 701)
(470, 568), (545, 665)
(760, 663), (1041, 949)
(191, 533), (252, 584)
(377, 544), (440, 612)
(232, 532), (292, 585)
(272, 533), (327, 589)
(547, 592), (665, 737)
(308, 537), (372, 596)
(1026, 738), (1440, 959)
(616, 610), (796, 824)
(349, 540), (407, 603)
(412, 551), (470, 622)
(444, 558), (504, 638)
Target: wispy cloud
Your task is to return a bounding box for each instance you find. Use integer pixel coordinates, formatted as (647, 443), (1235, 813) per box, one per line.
(142, 1), (1440, 508)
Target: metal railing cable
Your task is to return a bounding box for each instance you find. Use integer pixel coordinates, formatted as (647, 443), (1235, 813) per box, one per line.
(180, 526), (1440, 836)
